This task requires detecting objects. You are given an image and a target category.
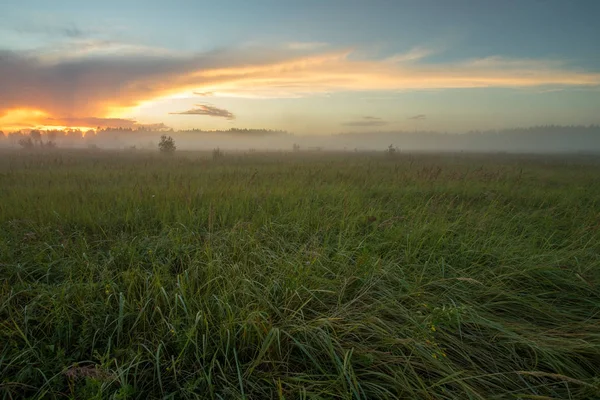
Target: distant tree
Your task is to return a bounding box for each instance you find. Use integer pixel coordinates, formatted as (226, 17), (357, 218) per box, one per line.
(158, 135), (176, 154)
(67, 129), (83, 140)
(30, 130), (42, 146)
(293, 143), (300, 152)
(43, 131), (58, 148)
(387, 144), (397, 156)
(0, 131), (5, 140)
(19, 137), (34, 149)
(212, 147), (224, 159)
(8, 132), (22, 146)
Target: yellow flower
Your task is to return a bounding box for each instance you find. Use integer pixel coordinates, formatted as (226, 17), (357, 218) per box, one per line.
(432, 353), (438, 359)
(431, 325), (436, 332)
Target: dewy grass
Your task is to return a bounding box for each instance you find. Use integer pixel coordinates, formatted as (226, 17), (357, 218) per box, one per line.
(1, 150), (599, 399)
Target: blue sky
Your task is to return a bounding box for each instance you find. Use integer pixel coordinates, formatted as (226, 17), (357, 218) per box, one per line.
(1, 0), (599, 133)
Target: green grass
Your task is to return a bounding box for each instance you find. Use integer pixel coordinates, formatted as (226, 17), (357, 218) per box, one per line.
(1, 150), (599, 399)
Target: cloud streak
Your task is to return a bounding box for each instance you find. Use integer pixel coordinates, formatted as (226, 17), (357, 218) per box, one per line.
(44, 116), (139, 128)
(1, 42), (600, 129)
(170, 104), (235, 120)
(287, 42), (328, 50)
(408, 114), (426, 120)
(342, 116), (389, 127)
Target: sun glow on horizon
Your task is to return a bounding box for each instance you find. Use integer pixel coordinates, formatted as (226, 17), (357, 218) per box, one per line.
(1, 109), (107, 133)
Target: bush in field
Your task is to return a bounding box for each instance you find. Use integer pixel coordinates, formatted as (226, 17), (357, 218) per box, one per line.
(387, 143), (397, 156)
(212, 147), (224, 159)
(158, 135), (176, 154)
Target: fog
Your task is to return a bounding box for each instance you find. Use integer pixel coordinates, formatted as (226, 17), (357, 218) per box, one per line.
(1, 125), (600, 153)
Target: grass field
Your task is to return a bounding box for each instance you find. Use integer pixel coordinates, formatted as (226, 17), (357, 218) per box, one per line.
(1, 150), (599, 399)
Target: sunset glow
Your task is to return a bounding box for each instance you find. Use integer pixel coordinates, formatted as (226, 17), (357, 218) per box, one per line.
(1, 1), (599, 133)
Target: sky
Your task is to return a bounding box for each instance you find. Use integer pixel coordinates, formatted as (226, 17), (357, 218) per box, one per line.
(1, 0), (599, 134)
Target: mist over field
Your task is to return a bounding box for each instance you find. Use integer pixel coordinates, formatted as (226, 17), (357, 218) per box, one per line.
(2, 125), (600, 153)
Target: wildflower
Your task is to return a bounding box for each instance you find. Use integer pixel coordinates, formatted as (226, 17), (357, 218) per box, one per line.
(432, 353), (438, 359)
(431, 325), (436, 332)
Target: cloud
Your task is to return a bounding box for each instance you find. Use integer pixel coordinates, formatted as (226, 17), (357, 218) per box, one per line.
(0, 45), (298, 122)
(44, 116), (138, 128)
(342, 116), (389, 127)
(408, 114), (426, 120)
(10, 23), (91, 39)
(287, 42), (328, 50)
(385, 46), (434, 63)
(169, 104), (235, 120)
(193, 91), (214, 97)
(2, 41), (600, 130)
(0, 109), (170, 130)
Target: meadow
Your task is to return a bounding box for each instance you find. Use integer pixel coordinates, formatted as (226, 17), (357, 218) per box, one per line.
(1, 149), (599, 399)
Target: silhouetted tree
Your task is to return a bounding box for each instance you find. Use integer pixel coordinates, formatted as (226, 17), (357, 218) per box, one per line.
(44, 131), (58, 148)
(67, 129), (83, 140)
(212, 147), (224, 159)
(8, 132), (22, 146)
(158, 135), (176, 153)
(30, 130), (42, 146)
(19, 137), (34, 149)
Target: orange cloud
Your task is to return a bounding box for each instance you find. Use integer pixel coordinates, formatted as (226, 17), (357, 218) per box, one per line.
(189, 53), (600, 96)
(169, 104), (235, 120)
(0, 108), (146, 131)
(1, 44), (600, 130)
(0, 109), (50, 131)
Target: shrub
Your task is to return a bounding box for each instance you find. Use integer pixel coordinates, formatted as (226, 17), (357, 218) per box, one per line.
(158, 135), (176, 154)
